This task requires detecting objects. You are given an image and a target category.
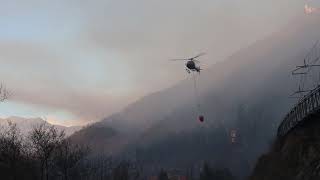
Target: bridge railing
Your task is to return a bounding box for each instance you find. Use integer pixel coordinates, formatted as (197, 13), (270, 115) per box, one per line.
(278, 85), (320, 137)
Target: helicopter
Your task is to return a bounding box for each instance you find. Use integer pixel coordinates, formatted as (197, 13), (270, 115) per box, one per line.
(170, 52), (206, 123)
(170, 53), (205, 73)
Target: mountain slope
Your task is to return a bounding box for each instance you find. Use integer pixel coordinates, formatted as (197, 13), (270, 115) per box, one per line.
(103, 14), (320, 132)
(71, 14), (320, 177)
(0, 116), (81, 136)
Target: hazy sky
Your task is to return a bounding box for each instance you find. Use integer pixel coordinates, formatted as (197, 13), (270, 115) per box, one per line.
(0, 0), (306, 126)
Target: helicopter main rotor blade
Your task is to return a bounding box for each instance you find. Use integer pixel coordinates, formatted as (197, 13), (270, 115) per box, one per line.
(192, 52), (206, 59)
(169, 59), (189, 61)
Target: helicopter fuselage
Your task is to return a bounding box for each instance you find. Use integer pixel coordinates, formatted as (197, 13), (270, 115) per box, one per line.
(186, 60), (200, 72)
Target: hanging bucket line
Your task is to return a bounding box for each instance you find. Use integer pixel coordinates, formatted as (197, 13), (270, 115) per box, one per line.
(192, 72), (203, 118)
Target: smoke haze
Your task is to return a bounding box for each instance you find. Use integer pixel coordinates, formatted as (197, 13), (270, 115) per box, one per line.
(0, 0), (304, 125)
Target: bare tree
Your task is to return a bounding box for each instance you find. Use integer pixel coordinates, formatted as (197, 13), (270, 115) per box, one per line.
(0, 83), (9, 102)
(29, 123), (65, 180)
(112, 162), (129, 180)
(0, 121), (24, 180)
(54, 139), (89, 180)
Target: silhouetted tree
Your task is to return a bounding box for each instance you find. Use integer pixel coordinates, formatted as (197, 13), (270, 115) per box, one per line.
(29, 123), (65, 180)
(200, 163), (213, 180)
(158, 169), (169, 180)
(212, 168), (234, 180)
(130, 162), (143, 180)
(54, 139), (89, 180)
(0, 121), (24, 180)
(200, 163), (234, 180)
(113, 162), (129, 180)
(0, 83), (9, 102)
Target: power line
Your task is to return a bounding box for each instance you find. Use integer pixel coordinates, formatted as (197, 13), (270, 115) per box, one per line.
(290, 40), (320, 99)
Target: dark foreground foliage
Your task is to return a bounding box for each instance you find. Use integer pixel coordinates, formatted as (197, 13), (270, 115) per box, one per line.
(0, 121), (235, 180)
(250, 118), (320, 180)
(0, 121), (90, 180)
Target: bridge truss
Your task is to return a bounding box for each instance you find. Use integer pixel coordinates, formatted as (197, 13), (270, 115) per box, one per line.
(278, 41), (320, 137)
